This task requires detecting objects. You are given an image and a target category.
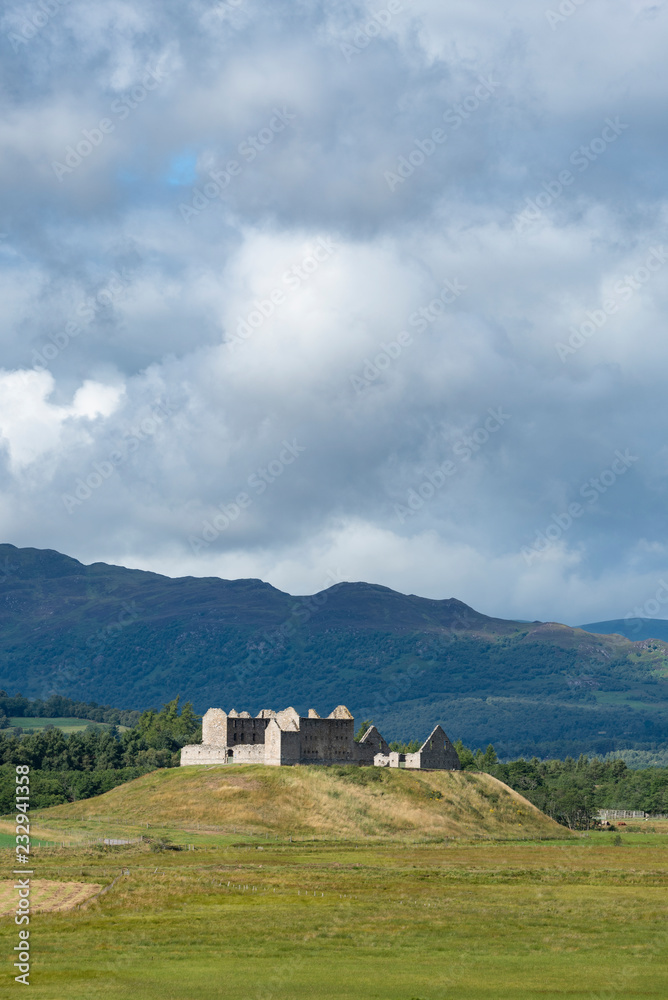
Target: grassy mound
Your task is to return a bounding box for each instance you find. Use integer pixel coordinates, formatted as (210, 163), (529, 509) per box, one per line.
(35, 764), (565, 840)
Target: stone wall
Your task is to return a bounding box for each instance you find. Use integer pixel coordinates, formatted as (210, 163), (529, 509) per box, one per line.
(356, 725), (390, 764)
(229, 743), (266, 763)
(227, 715), (270, 750)
(274, 707), (300, 731)
(373, 735), (461, 771)
(328, 705), (354, 720)
(180, 745), (229, 765)
(265, 719), (301, 765)
(413, 726), (461, 770)
(202, 708), (228, 746)
(298, 716), (355, 764)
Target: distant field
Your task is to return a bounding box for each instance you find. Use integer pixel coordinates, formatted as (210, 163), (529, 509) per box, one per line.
(593, 692), (663, 710)
(8, 717), (120, 733)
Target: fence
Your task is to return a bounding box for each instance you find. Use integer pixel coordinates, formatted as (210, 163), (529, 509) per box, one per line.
(596, 809), (668, 821)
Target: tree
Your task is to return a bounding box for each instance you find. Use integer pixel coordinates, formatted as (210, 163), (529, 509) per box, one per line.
(453, 739), (475, 768)
(95, 729), (123, 769)
(354, 719), (374, 742)
(135, 697), (201, 750)
(389, 739), (421, 752)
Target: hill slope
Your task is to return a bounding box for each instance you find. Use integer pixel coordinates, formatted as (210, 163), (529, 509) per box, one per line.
(2, 543), (668, 757)
(35, 763), (565, 840)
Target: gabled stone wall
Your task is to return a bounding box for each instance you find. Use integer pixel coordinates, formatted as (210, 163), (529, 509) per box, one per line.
(356, 725), (390, 764)
(413, 726), (461, 770)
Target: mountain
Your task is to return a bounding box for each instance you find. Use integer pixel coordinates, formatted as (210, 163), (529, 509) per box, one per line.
(579, 619), (668, 643)
(1, 543), (668, 758)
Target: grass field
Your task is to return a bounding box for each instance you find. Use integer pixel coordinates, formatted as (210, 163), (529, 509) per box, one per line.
(0, 766), (666, 998)
(7, 717), (118, 733)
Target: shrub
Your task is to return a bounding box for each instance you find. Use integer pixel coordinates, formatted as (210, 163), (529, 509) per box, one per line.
(149, 836), (181, 852)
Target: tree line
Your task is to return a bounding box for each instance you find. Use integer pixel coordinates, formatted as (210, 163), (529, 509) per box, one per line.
(0, 697), (200, 812)
(1, 699), (667, 828)
(455, 740), (668, 829)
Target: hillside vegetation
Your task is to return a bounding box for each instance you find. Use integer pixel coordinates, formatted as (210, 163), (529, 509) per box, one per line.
(35, 763), (565, 840)
(2, 543), (668, 756)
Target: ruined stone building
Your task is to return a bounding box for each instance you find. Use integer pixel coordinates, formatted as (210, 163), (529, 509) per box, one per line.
(180, 704), (461, 770)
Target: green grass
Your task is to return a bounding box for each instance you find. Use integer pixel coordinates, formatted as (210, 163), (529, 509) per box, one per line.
(1, 834), (667, 999)
(0, 767), (666, 998)
(7, 717), (119, 734)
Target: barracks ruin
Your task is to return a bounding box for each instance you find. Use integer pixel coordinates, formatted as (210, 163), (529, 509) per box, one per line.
(180, 704), (461, 770)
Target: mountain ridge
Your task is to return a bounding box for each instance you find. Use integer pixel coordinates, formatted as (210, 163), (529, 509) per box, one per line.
(579, 618), (668, 643)
(1, 543), (668, 758)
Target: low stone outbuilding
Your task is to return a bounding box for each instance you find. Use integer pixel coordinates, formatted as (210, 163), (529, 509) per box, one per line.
(373, 726), (461, 770)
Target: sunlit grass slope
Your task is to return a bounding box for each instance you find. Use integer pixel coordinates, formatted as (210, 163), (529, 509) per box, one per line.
(37, 764), (565, 839)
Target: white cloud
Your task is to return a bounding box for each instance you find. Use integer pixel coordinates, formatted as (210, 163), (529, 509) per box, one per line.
(0, 370), (123, 472)
(71, 379), (124, 419)
(1, 0), (667, 626)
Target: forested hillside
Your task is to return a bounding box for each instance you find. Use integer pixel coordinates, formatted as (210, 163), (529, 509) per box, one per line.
(1, 544), (668, 757)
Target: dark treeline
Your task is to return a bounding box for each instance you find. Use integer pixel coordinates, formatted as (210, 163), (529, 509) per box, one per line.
(0, 691), (141, 728)
(0, 697), (200, 812)
(455, 741), (668, 829)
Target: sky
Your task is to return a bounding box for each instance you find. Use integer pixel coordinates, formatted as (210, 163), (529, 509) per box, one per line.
(1, 0), (667, 626)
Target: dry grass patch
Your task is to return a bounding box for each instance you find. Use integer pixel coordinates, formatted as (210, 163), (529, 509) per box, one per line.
(0, 879), (102, 915)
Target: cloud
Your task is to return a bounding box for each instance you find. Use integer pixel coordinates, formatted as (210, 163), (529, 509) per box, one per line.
(71, 379), (124, 419)
(0, 370), (122, 472)
(0, 0), (667, 625)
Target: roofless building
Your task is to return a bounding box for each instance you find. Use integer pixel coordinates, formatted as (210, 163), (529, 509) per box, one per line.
(180, 704), (461, 770)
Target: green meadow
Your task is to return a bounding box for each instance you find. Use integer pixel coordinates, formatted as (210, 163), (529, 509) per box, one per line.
(7, 717), (115, 734)
(0, 766), (666, 999)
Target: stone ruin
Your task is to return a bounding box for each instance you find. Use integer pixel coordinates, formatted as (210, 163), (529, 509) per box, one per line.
(180, 704), (461, 770)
